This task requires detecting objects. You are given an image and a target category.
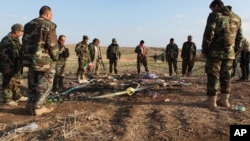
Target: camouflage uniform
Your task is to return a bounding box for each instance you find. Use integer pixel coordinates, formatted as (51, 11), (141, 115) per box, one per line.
(202, 6), (243, 98)
(75, 38), (90, 81)
(0, 33), (23, 103)
(52, 42), (69, 91)
(181, 38), (197, 76)
(135, 41), (149, 74)
(22, 17), (58, 111)
(88, 39), (102, 75)
(166, 42), (179, 76)
(239, 38), (250, 81)
(107, 39), (120, 74)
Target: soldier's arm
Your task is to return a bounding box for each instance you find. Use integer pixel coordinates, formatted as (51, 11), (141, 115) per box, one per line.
(75, 43), (81, 56)
(0, 41), (13, 73)
(176, 45), (179, 58)
(234, 20), (243, 53)
(181, 43), (185, 58)
(44, 22), (58, 61)
(193, 43), (197, 56)
(107, 45), (110, 59)
(202, 13), (217, 55)
(134, 46), (138, 53)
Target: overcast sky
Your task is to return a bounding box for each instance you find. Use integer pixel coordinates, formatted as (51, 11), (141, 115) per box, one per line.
(0, 0), (250, 48)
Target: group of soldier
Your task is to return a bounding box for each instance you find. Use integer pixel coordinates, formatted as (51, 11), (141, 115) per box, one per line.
(74, 36), (121, 84)
(0, 0), (249, 116)
(0, 5), (123, 116)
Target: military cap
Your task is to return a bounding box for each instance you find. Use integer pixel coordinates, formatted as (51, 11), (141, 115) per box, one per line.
(11, 23), (24, 32)
(83, 35), (89, 40)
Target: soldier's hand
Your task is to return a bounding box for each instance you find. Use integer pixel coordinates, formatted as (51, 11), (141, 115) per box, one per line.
(60, 47), (65, 52)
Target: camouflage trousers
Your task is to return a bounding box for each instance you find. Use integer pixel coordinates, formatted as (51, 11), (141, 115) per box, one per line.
(27, 64), (55, 108)
(2, 73), (22, 102)
(137, 55), (148, 74)
(182, 59), (195, 76)
(205, 58), (234, 96)
(53, 62), (66, 91)
(109, 56), (118, 74)
(77, 58), (89, 78)
(167, 58), (177, 76)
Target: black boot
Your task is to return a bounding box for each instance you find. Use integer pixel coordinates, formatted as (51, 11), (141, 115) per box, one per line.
(52, 75), (59, 92)
(59, 76), (64, 91)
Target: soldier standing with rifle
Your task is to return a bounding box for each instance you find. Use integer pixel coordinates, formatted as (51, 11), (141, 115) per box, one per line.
(0, 24), (27, 106)
(52, 35), (69, 92)
(107, 38), (121, 74)
(75, 35), (90, 83)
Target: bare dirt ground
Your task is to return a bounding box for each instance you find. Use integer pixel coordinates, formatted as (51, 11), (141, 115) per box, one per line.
(0, 46), (250, 141)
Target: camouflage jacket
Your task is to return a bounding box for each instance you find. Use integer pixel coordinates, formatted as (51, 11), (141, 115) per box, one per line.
(22, 17), (58, 72)
(88, 43), (102, 62)
(166, 43), (178, 60)
(107, 43), (121, 59)
(202, 6), (243, 59)
(181, 41), (196, 60)
(0, 33), (22, 73)
(57, 43), (69, 64)
(75, 41), (90, 62)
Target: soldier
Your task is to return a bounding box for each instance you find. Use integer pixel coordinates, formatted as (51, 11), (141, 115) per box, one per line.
(165, 38), (179, 76)
(107, 38), (121, 74)
(88, 38), (102, 75)
(134, 40), (149, 74)
(239, 37), (250, 81)
(202, 0), (243, 109)
(153, 53), (157, 63)
(52, 35), (69, 92)
(75, 35), (90, 83)
(22, 5), (58, 115)
(181, 35), (197, 77)
(0, 24), (28, 106)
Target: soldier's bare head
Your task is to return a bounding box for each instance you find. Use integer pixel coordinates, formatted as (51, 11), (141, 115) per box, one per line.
(209, 0), (224, 12)
(93, 38), (100, 46)
(39, 5), (53, 21)
(58, 35), (66, 45)
(11, 23), (24, 38)
(188, 35), (192, 42)
(170, 38), (174, 44)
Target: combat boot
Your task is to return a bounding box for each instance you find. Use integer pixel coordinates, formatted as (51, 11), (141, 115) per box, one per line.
(16, 96), (28, 102)
(217, 94), (230, 107)
(203, 96), (217, 109)
(6, 100), (18, 106)
(34, 106), (54, 116)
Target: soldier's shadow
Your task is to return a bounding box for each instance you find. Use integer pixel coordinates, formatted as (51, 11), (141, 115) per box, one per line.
(0, 102), (30, 116)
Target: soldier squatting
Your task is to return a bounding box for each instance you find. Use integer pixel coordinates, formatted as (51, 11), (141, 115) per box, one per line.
(0, 0), (250, 116)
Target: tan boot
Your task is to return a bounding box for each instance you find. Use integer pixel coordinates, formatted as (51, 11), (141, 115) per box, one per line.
(204, 96), (217, 109)
(16, 96), (28, 102)
(6, 101), (18, 106)
(34, 106), (54, 116)
(217, 94), (230, 107)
